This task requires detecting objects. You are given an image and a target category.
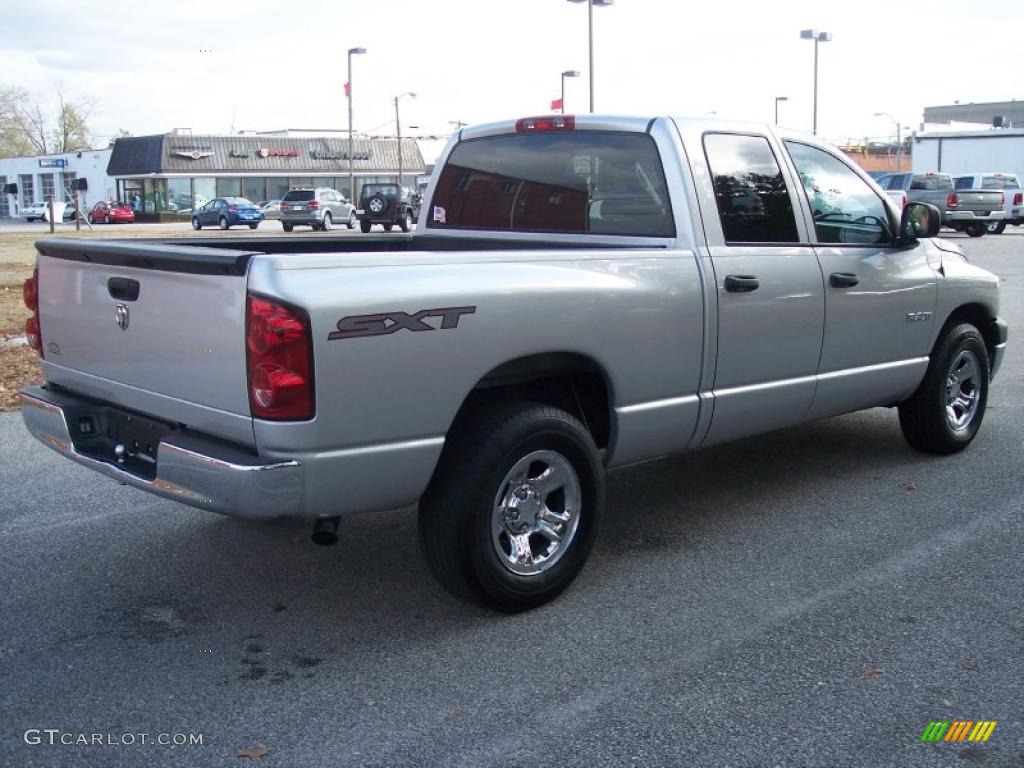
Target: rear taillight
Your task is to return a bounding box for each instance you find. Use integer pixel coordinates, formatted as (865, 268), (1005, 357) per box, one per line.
(23, 267), (42, 355)
(306, 200), (320, 209)
(1014, 192), (1022, 206)
(946, 193), (959, 208)
(279, 201), (288, 211)
(515, 115), (575, 132)
(901, 193), (908, 208)
(246, 295), (314, 420)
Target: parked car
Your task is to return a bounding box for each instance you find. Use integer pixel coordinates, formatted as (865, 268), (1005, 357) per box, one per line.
(953, 172), (1022, 234)
(876, 172), (1004, 237)
(21, 201), (67, 223)
(259, 200), (282, 221)
(88, 201), (135, 224)
(279, 188), (355, 232)
(356, 183), (416, 232)
(20, 114), (1006, 612)
(191, 197), (263, 230)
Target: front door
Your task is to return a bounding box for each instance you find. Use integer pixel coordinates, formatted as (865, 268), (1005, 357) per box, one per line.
(696, 132), (825, 446)
(782, 140), (937, 420)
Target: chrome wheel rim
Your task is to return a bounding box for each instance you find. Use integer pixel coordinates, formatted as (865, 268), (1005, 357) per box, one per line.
(491, 450), (582, 576)
(945, 349), (981, 431)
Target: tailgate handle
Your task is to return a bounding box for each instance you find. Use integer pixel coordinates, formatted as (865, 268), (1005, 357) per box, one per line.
(108, 277), (140, 302)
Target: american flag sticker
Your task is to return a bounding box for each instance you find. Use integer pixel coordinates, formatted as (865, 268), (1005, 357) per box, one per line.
(433, 206), (446, 224)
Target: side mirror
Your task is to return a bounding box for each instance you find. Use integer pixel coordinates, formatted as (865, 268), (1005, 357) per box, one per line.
(899, 201), (941, 244)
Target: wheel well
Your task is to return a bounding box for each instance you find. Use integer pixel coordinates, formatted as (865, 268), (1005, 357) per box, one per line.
(943, 303), (998, 362)
(454, 353), (613, 450)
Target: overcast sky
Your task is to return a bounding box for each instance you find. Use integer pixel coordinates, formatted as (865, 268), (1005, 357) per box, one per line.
(3, 0), (1022, 153)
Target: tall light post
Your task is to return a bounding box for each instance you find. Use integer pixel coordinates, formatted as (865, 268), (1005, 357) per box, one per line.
(874, 111), (903, 169)
(394, 91), (416, 189)
(774, 96), (789, 124)
(799, 29), (831, 135)
(560, 70), (580, 113)
(346, 46), (366, 202)
(567, 0), (614, 113)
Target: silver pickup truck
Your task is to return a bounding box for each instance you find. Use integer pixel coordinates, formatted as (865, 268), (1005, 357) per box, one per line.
(20, 115), (1007, 612)
(876, 171), (1006, 237)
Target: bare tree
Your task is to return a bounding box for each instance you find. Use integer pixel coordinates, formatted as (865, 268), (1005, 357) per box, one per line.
(0, 85), (36, 157)
(53, 85), (93, 153)
(0, 83), (94, 157)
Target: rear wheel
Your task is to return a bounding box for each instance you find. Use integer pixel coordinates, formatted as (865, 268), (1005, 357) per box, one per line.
(322, 212), (332, 231)
(418, 402), (603, 612)
(219, 216), (229, 230)
(965, 222), (986, 237)
(191, 217), (201, 230)
(282, 223), (294, 232)
(899, 322), (989, 454)
(986, 220), (1006, 234)
(248, 223), (258, 230)
(399, 211), (412, 233)
(359, 219), (371, 233)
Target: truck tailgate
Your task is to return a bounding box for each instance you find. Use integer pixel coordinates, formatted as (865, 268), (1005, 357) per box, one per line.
(956, 190), (1003, 211)
(35, 239), (257, 446)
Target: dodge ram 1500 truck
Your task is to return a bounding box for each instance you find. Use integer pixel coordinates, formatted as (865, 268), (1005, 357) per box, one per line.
(20, 115), (1007, 612)
(876, 171), (1006, 237)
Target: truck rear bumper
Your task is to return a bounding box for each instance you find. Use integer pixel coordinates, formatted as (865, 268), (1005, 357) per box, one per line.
(944, 211), (1007, 222)
(20, 386), (303, 521)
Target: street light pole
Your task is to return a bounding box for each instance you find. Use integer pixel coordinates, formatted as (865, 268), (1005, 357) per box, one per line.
(800, 29), (831, 135)
(567, 0), (613, 113)
(774, 96), (789, 124)
(394, 91), (416, 189)
(561, 70), (580, 114)
(347, 47), (366, 203)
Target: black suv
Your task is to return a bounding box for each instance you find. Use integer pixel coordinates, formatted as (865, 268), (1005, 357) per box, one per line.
(356, 184), (417, 233)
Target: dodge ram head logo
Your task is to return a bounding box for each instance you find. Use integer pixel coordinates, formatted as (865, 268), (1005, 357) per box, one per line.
(328, 306), (476, 340)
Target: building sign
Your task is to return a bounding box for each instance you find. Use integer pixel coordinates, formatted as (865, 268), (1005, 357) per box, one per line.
(171, 145), (214, 160)
(310, 149), (371, 161)
(39, 159), (67, 168)
(229, 150), (253, 158)
(258, 148), (300, 158)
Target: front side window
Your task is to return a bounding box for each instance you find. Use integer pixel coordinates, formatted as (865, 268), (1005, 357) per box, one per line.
(703, 133), (799, 244)
(429, 131), (674, 236)
(785, 141), (891, 245)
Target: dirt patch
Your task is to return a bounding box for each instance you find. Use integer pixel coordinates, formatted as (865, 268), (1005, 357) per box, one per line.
(0, 346), (41, 410)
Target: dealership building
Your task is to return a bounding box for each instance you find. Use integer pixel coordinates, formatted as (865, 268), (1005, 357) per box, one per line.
(105, 131), (426, 220)
(1, 148), (115, 219)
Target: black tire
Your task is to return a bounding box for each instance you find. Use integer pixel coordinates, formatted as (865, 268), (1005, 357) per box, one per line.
(282, 223), (294, 232)
(359, 219), (371, 233)
(898, 322), (990, 455)
(104, 214), (111, 225)
(322, 212), (332, 231)
(399, 211), (412, 233)
(219, 216), (229, 230)
(965, 222), (986, 237)
(248, 223), (258, 230)
(383, 223), (393, 232)
(418, 402), (604, 613)
(986, 220), (1006, 234)
(347, 211), (357, 230)
(191, 217), (201, 230)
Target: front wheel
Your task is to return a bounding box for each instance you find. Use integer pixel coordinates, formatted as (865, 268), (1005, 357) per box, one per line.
(104, 214), (111, 225)
(898, 323), (990, 454)
(383, 223), (393, 232)
(359, 219), (371, 233)
(987, 220), (1007, 234)
(322, 212), (332, 231)
(399, 211), (412, 233)
(418, 402), (603, 612)
(965, 222), (986, 237)
(347, 211), (357, 229)
(248, 223), (258, 230)
(282, 223), (294, 232)
(191, 217), (201, 230)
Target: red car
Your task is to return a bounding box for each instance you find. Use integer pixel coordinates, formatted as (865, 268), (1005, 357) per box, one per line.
(88, 201), (135, 224)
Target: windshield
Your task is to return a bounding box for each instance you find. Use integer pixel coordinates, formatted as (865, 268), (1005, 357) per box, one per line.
(428, 131), (675, 236)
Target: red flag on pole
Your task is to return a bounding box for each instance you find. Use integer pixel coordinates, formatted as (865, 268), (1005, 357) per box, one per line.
(550, 97), (563, 112)
(344, 81), (351, 98)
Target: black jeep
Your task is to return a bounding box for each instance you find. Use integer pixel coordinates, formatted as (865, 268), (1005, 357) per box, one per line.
(356, 183), (417, 233)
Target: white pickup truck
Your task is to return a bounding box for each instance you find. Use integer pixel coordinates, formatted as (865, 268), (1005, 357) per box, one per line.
(20, 115), (1006, 611)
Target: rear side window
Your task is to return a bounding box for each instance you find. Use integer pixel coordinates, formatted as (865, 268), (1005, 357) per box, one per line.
(982, 175), (1019, 189)
(428, 132), (675, 236)
(703, 133), (799, 244)
(283, 190), (314, 202)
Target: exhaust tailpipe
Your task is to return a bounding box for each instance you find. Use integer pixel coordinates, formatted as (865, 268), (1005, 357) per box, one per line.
(311, 517), (340, 546)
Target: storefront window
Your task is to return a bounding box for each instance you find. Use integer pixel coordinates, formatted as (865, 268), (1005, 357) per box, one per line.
(41, 173), (56, 203)
(19, 174), (33, 207)
(193, 177), (215, 210)
(267, 178), (289, 201)
(61, 172), (76, 202)
(242, 177), (265, 204)
(313, 177), (333, 190)
(123, 179), (144, 213)
(288, 177), (313, 190)
(167, 178), (192, 213)
(149, 179), (172, 213)
(216, 177), (241, 198)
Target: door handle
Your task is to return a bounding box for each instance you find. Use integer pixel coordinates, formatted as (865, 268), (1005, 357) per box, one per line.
(107, 277), (140, 302)
(829, 272), (860, 288)
(724, 275), (760, 293)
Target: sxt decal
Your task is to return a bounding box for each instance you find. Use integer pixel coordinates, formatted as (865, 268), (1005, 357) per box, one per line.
(328, 306), (476, 340)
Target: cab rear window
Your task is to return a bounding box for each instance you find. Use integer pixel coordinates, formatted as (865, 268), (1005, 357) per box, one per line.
(982, 175), (1019, 189)
(428, 132), (675, 236)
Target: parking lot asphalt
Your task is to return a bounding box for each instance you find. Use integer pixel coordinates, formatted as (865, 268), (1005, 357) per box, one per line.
(0, 233), (1022, 767)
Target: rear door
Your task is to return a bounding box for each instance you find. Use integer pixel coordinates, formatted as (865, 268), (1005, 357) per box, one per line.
(696, 131), (825, 446)
(782, 140), (937, 420)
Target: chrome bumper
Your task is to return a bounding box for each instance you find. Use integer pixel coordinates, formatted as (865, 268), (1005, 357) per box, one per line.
(20, 386), (303, 520)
